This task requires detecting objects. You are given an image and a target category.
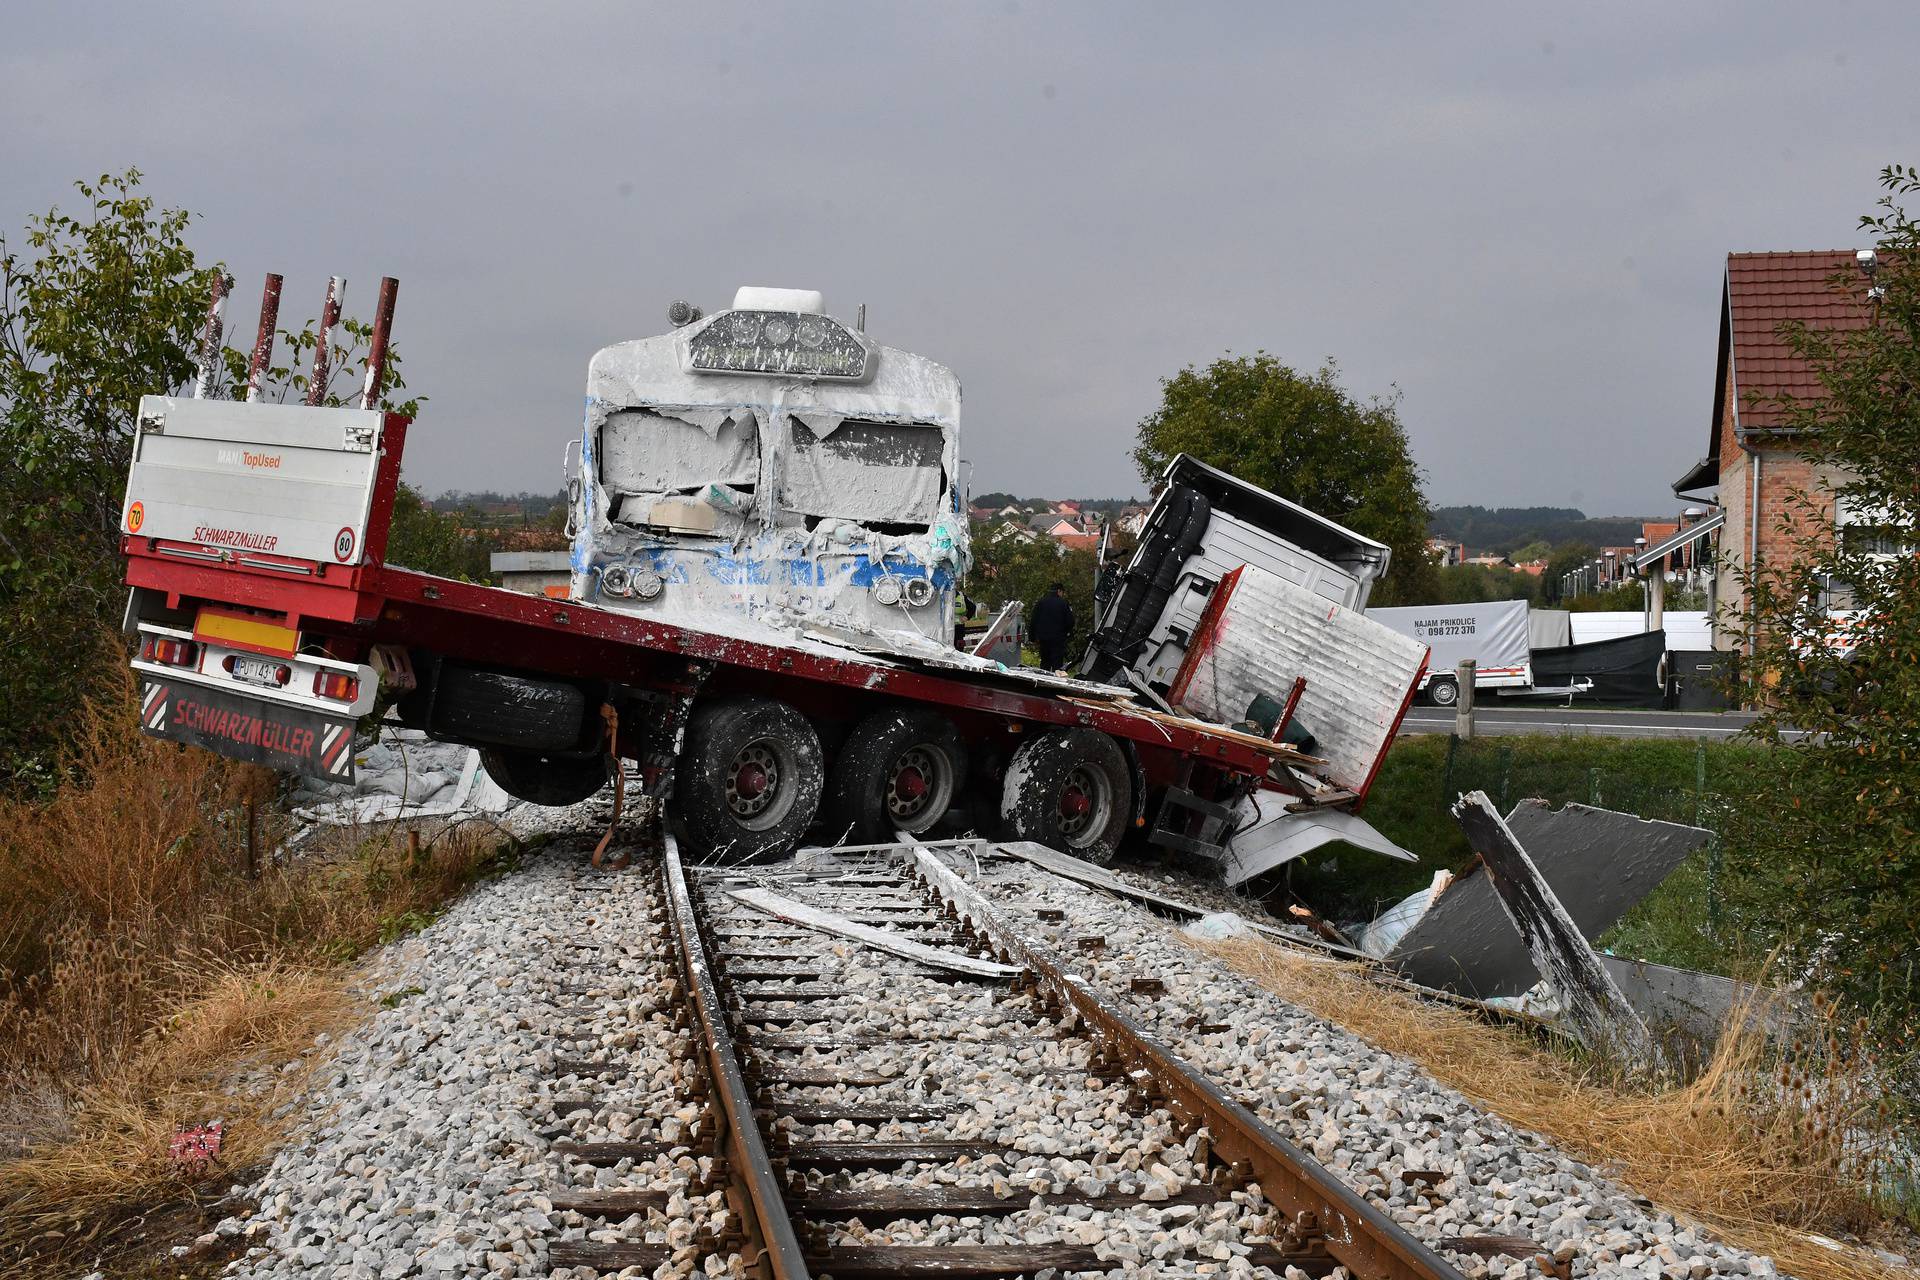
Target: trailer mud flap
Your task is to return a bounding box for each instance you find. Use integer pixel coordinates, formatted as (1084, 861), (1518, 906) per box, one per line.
(140, 678), (356, 782)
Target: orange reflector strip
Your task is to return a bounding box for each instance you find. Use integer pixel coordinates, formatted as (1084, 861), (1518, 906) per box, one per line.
(194, 608), (298, 657)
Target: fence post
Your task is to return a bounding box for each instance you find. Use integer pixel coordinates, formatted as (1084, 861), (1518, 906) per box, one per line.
(1693, 740), (1706, 827)
(1453, 658), (1477, 740)
(1442, 732), (1459, 800)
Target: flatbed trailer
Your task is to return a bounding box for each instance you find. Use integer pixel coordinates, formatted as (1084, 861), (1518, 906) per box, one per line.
(121, 274), (1419, 870)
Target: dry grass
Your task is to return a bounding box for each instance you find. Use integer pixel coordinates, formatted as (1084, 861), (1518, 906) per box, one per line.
(0, 668), (517, 1277)
(1202, 936), (1916, 1280)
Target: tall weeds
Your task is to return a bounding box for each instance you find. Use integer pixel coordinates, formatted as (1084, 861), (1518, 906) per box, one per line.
(1206, 937), (1914, 1280)
(0, 665), (514, 1275)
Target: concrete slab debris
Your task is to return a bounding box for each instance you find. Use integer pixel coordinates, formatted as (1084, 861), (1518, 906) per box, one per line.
(1383, 799), (1709, 998)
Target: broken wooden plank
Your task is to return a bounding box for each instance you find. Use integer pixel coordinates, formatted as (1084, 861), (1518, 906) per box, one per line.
(727, 887), (1022, 979)
(1452, 791), (1660, 1073)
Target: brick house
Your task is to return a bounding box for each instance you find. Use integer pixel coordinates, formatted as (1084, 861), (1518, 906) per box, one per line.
(1671, 251), (1878, 649)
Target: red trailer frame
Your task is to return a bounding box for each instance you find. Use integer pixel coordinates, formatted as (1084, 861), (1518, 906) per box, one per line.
(123, 408), (1301, 833)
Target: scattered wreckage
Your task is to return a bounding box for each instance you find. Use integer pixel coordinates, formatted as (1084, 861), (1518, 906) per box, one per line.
(118, 273), (1748, 1062)
(119, 275), (1433, 875)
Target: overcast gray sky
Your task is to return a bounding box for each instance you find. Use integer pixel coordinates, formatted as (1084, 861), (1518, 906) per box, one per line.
(5, 3), (1914, 516)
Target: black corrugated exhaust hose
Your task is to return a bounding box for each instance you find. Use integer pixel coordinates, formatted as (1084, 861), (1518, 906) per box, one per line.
(1084, 488), (1210, 681)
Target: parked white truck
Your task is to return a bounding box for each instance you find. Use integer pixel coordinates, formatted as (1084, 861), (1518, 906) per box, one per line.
(1365, 600), (1533, 706)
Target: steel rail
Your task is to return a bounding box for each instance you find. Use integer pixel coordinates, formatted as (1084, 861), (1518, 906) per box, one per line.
(662, 840), (812, 1279)
(907, 846), (1471, 1280)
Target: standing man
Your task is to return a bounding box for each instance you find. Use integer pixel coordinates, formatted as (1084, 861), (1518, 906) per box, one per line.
(1030, 581), (1075, 671)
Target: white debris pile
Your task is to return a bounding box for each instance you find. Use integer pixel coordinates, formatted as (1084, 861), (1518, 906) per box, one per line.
(965, 852), (1785, 1280)
(292, 728), (516, 826)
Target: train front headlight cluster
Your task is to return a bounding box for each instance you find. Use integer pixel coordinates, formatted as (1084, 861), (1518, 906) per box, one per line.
(601, 564), (665, 600)
(871, 575), (935, 608)
(687, 310), (872, 380)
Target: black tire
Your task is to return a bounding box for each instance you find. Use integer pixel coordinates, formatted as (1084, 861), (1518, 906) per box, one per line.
(1427, 676), (1460, 708)
(479, 748), (609, 806)
(824, 708), (968, 843)
(999, 728), (1132, 865)
(674, 697), (824, 864)
(432, 665), (591, 751)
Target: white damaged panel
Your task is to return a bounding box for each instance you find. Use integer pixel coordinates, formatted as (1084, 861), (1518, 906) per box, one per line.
(1176, 565), (1428, 792)
(570, 299), (969, 643)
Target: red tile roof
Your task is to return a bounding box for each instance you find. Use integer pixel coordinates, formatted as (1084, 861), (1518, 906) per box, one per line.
(1641, 521), (1678, 546)
(1721, 251), (1874, 431)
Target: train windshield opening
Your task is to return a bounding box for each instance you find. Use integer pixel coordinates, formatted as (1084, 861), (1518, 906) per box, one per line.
(781, 417), (945, 528)
(600, 408), (759, 499)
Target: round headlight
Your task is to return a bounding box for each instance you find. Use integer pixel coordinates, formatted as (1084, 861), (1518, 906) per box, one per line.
(904, 576), (934, 607)
(727, 313), (761, 342)
(634, 568), (664, 600)
(795, 316), (827, 348)
(763, 317), (793, 346)
(872, 576), (903, 606)
(601, 566), (632, 597)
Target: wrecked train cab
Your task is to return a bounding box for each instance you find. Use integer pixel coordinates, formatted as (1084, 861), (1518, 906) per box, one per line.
(572, 287), (967, 644)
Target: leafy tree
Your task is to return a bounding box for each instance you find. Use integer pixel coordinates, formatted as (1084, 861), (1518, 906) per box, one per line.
(385, 484), (501, 581)
(0, 170), (417, 790)
(1542, 542), (1598, 603)
(1512, 539), (1553, 563)
(1431, 563), (1538, 605)
(1133, 355), (1436, 604)
(966, 526), (1098, 653)
(0, 173), (203, 789)
(1723, 164), (1920, 1060)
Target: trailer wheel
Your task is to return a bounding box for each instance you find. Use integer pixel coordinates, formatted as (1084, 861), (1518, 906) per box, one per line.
(1426, 676), (1459, 707)
(824, 708), (967, 843)
(674, 696), (824, 863)
(479, 748), (609, 807)
(431, 665), (593, 751)
(1000, 728), (1132, 865)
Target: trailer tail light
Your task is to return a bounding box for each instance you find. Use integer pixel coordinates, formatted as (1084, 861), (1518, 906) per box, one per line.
(313, 670), (360, 702)
(142, 636), (200, 668)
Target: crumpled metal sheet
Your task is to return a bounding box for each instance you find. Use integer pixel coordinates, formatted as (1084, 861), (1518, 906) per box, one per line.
(1382, 799), (1709, 998)
(1219, 797), (1417, 887)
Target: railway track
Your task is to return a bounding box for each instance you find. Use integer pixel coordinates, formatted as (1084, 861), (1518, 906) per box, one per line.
(539, 838), (1473, 1279)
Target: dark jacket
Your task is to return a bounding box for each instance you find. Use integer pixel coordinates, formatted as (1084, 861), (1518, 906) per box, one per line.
(1030, 592), (1075, 643)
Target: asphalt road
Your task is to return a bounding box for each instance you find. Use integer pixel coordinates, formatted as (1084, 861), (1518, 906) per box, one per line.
(1398, 704), (1768, 740)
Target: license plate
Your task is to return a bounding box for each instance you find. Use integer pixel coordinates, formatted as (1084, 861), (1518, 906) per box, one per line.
(230, 654), (288, 688)
(139, 678), (356, 782)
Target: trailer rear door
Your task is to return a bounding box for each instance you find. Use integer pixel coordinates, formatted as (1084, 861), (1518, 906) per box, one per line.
(121, 396), (389, 567)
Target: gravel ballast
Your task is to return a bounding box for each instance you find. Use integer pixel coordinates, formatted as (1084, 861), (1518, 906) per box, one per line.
(197, 830), (1791, 1279)
(953, 849), (1786, 1280)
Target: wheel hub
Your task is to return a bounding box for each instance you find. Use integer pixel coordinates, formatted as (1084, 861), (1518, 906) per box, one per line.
(1055, 763), (1111, 844)
(885, 745), (945, 822)
(725, 742), (781, 819)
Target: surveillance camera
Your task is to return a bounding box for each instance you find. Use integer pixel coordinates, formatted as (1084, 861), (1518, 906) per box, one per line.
(1857, 248), (1879, 276)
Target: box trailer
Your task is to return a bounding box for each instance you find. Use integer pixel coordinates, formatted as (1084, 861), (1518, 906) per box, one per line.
(1365, 600), (1533, 706)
